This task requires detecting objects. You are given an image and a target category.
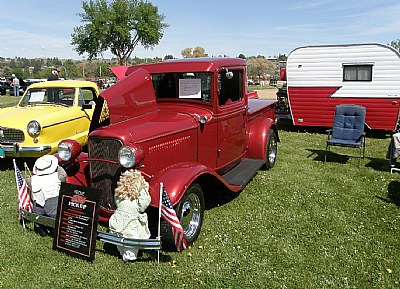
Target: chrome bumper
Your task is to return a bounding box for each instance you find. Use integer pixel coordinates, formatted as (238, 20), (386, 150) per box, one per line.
(0, 143), (52, 157)
(20, 209), (162, 251)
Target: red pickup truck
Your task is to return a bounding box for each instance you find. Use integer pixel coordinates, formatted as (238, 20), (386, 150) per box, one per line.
(57, 58), (279, 249)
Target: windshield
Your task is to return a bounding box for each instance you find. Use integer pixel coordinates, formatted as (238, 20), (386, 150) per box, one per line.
(19, 87), (76, 107)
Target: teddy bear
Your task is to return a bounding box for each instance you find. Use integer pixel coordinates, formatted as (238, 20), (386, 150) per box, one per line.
(27, 155), (66, 237)
(108, 169), (151, 262)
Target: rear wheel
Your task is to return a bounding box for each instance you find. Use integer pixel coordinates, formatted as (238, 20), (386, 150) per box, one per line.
(265, 129), (278, 169)
(161, 183), (204, 251)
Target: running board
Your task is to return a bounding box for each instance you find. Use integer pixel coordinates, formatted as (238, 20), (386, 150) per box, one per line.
(221, 158), (264, 188)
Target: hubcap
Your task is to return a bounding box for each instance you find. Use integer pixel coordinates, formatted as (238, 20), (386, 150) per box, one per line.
(268, 135), (277, 164)
(179, 193), (201, 239)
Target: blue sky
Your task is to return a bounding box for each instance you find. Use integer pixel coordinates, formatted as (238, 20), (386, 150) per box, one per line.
(1, 0), (400, 60)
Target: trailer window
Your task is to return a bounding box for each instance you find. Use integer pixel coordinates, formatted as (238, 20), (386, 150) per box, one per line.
(343, 65), (373, 81)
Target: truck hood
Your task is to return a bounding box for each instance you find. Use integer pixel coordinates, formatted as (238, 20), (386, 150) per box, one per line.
(101, 68), (157, 124)
(0, 105), (73, 129)
(108, 66), (129, 80)
(90, 109), (198, 144)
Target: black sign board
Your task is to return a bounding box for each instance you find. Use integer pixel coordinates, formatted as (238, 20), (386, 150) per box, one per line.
(53, 183), (103, 262)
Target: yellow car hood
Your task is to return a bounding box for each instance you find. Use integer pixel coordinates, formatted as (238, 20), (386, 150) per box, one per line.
(0, 105), (77, 128)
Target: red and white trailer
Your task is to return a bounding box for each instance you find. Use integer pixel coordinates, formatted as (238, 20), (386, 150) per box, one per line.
(285, 43), (400, 130)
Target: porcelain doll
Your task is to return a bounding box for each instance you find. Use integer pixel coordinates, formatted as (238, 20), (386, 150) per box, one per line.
(109, 169), (151, 262)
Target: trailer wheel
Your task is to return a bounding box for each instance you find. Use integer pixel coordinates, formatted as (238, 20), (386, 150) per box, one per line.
(265, 129), (278, 170)
(161, 183), (204, 251)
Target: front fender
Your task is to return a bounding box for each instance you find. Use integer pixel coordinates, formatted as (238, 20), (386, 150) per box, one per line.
(246, 117), (278, 160)
(148, 162), (244, 208)
(148, 162), (220, 207)
(56, 152), (91, 187)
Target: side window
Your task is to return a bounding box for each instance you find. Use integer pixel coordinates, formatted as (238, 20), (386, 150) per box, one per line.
(343, 64), (373, 81)
(79, 88), (96, 106)
(218, 70), (243, 106)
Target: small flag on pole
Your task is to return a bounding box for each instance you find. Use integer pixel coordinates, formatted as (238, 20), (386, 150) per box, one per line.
(13, 159), (33, 218)
(161, 186), (188, 252)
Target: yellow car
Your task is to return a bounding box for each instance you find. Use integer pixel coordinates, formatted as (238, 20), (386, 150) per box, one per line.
(0, 80), (100, 158)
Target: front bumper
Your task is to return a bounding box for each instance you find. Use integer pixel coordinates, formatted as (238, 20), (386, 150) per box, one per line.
(0, 143), (52, 158)
(20, 209), (162, 251)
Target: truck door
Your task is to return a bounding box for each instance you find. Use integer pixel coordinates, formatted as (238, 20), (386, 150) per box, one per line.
(216, 69), (247, 169)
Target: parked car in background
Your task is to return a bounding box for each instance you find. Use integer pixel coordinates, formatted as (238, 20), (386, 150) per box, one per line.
(0, 80), (11, 95)
(0, 80), (100, 158)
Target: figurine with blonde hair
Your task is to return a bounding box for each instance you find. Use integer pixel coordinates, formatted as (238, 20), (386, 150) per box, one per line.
(109, 169), (151, 262)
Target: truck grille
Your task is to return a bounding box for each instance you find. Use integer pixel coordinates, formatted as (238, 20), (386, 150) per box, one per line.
(0, 127), (24, 143)
(88, 137), (122, 211)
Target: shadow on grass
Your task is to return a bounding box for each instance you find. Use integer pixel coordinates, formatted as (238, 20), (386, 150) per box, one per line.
(0, 157), (36, 171)
(277, 120), (327, 134)
(306, 148), (389, 171)
(364, 157), (390, 172)
(376, 181), (400, 207)
(388, 181), (400, 207)
(101, 242), (172, 263)
(305, 148), (350, 164)
(204, 188), (239, 211)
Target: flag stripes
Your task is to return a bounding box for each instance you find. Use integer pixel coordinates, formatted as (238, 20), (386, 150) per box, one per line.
(161, 188), (188, 252)
(13, 159), (33, 215)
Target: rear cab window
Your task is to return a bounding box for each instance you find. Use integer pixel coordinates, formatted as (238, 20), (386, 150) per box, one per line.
(152, 72), (212, 103)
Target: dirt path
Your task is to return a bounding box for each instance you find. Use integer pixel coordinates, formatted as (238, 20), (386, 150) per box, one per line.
(255, 89), (277, 100)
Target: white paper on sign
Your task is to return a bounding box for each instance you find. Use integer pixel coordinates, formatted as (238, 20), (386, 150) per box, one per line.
(29, 91), (46, 102)
(179, 79), (201, 99)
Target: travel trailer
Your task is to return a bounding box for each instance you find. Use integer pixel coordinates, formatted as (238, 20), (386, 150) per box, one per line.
(283, 43), (400, 130)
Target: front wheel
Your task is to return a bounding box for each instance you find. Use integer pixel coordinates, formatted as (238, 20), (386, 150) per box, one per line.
(161, 183), (204, 251)
(265, 129), (278, 170)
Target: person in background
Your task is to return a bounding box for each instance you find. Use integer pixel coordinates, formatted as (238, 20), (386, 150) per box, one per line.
(12, 74), (20, 96)
(47, 68), (59, 81)
(47, 68), (60, 102)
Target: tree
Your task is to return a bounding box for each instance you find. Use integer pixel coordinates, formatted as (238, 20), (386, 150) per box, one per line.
(193, 46), (208, 58)
(71, 0), (169, 65)
(63, 59), (82, 79)
(181, 46), (208, 58)
(246, 57), (276, 80)
(389, 39), (400, 52)
(181, 48), (193, 58)
(163, 54), (174, 60)
(277, 54), (287, 62)
(237, 53), (246, 59)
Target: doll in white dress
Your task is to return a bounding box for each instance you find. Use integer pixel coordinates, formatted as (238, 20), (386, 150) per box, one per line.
(109, 169), (151, 262)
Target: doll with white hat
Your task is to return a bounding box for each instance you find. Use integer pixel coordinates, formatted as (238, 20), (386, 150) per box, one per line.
(109, 169), (151, 262)
(27, 155), (66, 236)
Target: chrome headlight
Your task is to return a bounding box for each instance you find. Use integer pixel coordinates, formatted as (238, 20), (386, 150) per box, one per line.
(27, 120), (41, 138)
(119, 146), (136, 168)
(58, 141), (72, 161)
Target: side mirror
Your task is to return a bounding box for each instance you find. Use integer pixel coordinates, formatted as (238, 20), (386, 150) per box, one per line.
(226, 71), (234, 80)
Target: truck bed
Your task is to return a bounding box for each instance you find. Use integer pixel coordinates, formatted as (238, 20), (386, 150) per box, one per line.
(248, 99), (276, 120)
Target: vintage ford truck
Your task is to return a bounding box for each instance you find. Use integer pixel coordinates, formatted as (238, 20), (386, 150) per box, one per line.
(56, 58), (279, 250)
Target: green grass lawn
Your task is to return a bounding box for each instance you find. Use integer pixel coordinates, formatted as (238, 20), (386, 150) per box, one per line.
(0, 94), (21, 108)
(0, 109), (399, 287)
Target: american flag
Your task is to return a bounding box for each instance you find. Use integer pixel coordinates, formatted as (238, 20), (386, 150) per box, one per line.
(13, 159), (33, 217)
(161, 189), (188, 252)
